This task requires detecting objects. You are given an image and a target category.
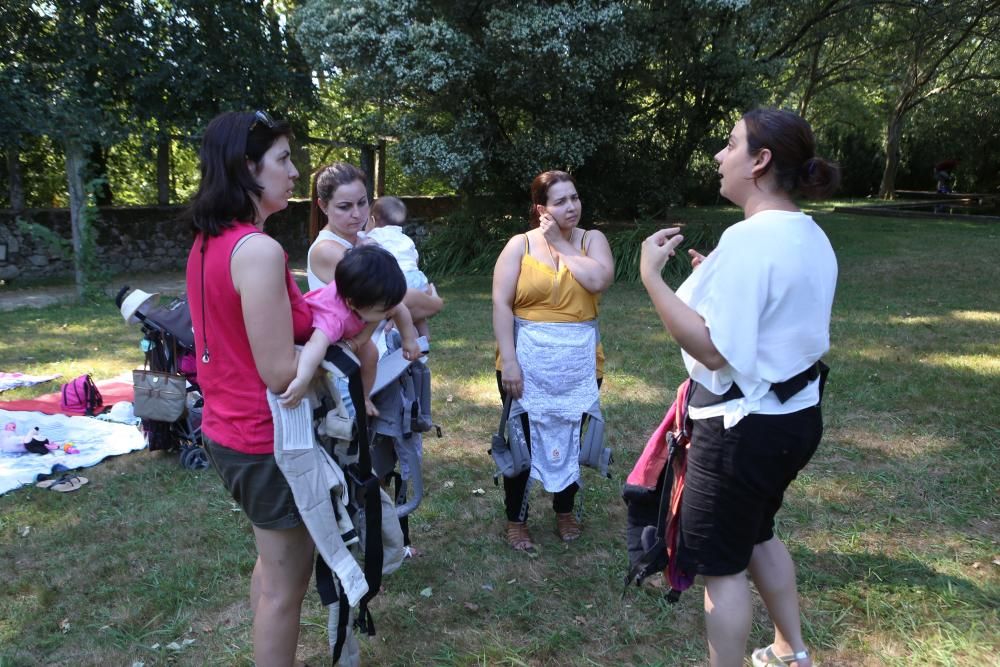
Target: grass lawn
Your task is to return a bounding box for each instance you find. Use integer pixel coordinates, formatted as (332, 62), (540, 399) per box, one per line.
(1, 205), (997, 666)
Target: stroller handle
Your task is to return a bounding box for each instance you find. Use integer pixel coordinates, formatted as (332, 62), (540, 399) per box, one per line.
(114, 285), (131, 309)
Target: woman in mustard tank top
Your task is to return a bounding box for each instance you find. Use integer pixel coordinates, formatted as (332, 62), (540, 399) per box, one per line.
(492, 170), (615, 551)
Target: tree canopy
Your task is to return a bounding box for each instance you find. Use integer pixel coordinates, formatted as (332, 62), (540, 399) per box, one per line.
(3, 0), (999, 216)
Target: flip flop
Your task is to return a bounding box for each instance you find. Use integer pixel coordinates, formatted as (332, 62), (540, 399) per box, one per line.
(37, 473), (89, 493)
(49, 474), (88, 492)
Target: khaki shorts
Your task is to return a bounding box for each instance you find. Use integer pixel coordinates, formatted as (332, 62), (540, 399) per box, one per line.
(203, 436), (302, 530)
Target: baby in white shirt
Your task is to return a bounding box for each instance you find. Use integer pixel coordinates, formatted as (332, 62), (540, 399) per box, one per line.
(367, 196), (432, 339)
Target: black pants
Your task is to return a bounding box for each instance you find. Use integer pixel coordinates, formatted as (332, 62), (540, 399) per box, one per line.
(496, 372), (601, 522)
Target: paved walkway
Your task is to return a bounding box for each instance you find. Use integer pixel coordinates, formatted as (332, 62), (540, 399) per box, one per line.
(1, 266), (308, 312)
(0, 271), (188, 312)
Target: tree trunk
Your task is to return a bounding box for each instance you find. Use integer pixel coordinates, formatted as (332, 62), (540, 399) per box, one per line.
(290, 132), (311, 198)
(87, 144), (114, 206)
(878, 112), (904, 200)
(375, 140), (386, 198)
(6, 147), (25, 211)
(66, 146), (87, 301)
(360, 145), (375, 203)
(156, 137), (171, 205)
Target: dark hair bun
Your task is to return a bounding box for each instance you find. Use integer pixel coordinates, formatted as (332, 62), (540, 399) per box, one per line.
(797, 157), (841, 200)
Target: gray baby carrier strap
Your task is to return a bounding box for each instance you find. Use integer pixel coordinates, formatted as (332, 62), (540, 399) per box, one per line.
(578, 400), (611, 478)
(369, 331), (440, 520)
(309, 345), (405, 665)
(504, 399), (611, 477)
(489, 394), (531, 480)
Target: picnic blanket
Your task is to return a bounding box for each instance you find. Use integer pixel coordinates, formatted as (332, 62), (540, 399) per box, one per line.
(0, 380), (134, 415)
(0, 372), (61, 393)
(0, 408), (146, 495)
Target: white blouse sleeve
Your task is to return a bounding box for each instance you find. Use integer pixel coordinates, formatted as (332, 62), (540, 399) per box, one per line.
(678, 226), (770, 382)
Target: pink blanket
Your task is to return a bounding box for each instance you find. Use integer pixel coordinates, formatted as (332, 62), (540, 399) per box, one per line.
(0, 380), (134, 415)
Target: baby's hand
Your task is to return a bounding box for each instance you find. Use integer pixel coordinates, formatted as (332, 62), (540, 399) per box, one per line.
(401, 336), (421, 361)
(279, 376), (309, 408)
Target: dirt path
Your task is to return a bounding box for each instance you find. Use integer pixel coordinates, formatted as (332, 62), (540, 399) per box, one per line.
(1, 265), (307, 312)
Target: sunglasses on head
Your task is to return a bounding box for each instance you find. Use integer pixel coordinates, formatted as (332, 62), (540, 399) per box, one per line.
(248, 109), (276, 133)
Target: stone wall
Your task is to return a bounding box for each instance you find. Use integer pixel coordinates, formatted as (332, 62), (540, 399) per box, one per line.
(0, 195), (459, 284)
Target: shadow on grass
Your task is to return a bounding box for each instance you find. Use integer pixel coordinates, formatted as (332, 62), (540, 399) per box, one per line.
(797, 548), (995, 604)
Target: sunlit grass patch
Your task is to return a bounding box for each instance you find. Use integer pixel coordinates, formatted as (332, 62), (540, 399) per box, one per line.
(920, 352), (1000, 375)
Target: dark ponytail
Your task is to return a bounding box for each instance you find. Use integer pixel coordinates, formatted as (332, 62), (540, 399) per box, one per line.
(797, 157), (841, 200)
(743, 108), (841, 200)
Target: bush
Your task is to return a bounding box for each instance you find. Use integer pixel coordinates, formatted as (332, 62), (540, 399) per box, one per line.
(420, 210), (527, 277)
(421, 209), (725, 286)
(605, 219), (724, 285)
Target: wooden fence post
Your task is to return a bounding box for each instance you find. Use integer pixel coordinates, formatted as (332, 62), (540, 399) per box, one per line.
(360, 145), (375, 203)
(375, 140), (386, 198)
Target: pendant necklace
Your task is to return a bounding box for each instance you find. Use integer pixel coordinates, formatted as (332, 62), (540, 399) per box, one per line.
(545, 237), (560, 303)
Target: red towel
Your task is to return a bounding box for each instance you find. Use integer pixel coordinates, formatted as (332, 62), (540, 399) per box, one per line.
(0, 380), (134, 415)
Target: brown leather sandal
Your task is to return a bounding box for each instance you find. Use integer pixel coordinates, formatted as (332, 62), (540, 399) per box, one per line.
(555, 512), (582, 542)
(505, 521), (535, 551)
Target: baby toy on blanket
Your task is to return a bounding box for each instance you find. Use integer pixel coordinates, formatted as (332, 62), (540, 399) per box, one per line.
(0, 423), (76, 455)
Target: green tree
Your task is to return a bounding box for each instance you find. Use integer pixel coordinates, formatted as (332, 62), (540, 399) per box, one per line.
(130, 1), (315, 204)
(294, 0), (640, 204)
(610, 0), (771, 210)
(4, 1), (316, 296)
(10, 0), (144, 297)
(872, 0), (1000, 198)
(294, 0), (801, 213)
(0, 1), (56, 211)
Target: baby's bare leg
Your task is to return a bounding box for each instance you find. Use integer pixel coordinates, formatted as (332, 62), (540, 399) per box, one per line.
(415, 318), (430, 340)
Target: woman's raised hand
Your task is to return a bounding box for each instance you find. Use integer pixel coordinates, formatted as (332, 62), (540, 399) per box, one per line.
(640, 227), (684, 280)
(538, 206), (561, 245)
(688, 249), (706, 268)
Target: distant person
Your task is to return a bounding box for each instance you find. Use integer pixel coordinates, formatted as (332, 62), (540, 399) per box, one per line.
(279, 245), (421, 417)
(492, 170), (614, 550)
(639, 108), (839, 667)
(934, 159), (958, 194)
(366, 196), (433, 339)
(186, 110), (313, 666)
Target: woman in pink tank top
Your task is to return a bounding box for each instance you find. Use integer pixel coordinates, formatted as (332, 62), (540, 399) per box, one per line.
(185, 110), (313, 666)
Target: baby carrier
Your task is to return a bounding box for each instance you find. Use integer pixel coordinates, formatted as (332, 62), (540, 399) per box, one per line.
(269, 331), (435, 665)
(369, 330), (438, 550)
(114, 286), (207, 470)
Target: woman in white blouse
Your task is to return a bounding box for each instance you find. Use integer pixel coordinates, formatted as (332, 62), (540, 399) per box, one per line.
(640, 108), (840, 667)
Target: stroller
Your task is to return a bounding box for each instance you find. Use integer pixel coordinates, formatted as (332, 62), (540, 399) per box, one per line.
(115, 286), (207, 470)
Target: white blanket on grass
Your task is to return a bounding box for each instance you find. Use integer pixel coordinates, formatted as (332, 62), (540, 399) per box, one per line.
(0, 409), (146, 495)
(0, 372), (61, 392)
